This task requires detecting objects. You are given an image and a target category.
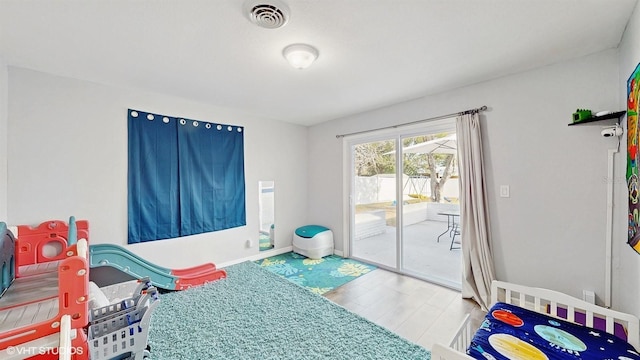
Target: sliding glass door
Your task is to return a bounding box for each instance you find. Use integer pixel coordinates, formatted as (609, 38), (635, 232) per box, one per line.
(348, 120), (462, 289)
(351, 138), (397, 268)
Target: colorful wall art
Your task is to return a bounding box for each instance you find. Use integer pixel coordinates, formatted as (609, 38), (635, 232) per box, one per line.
(627, 63), (640, 253)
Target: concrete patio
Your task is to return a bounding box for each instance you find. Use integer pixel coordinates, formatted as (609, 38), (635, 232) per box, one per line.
(352, 213), (462, 290)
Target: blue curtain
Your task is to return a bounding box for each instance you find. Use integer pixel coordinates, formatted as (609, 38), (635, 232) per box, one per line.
(128, 110), (245, 244)
(177, 120), (246, 236)
(128, 111), (180, 243)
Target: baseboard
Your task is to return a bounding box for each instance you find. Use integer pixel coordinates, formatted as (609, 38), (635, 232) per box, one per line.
(217, 246), (293, 268)
(333, 249), (344, 257)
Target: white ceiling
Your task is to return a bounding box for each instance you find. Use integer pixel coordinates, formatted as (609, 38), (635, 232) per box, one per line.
(0, 0), (637, 126)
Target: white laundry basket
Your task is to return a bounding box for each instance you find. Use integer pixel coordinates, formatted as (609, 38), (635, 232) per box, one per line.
(292, 225), (334, 259)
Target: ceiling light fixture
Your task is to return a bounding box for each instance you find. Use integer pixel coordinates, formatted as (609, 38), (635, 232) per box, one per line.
(283, 44), (319, 69)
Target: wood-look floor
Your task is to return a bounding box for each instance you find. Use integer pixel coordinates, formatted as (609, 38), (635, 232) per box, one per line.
(323, 267), (486, 351)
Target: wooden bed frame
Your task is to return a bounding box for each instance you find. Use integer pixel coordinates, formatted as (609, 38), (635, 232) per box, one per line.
(431, 280), (640, 360)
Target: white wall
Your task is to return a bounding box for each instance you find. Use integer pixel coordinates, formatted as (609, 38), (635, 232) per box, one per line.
(616, 2), (640, 316)
(0, 58), (7, 221)
(309, 49), (622, 307)
(7, 67), (308, 267)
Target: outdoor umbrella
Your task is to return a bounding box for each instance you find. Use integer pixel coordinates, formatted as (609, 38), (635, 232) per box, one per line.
(400, 134), (457, 154)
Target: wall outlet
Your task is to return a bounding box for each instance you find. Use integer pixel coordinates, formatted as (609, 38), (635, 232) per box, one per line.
(583, 290), (596, 304)
(246, 239), (252, 248)
(500, 185), (510, 198)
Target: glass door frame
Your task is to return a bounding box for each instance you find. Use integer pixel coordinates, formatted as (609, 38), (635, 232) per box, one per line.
(343, 119), (458, 286)
(349, 135), (400, 270)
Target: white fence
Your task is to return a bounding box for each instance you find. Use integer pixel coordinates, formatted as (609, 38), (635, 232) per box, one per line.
(355, 174), (459, 204)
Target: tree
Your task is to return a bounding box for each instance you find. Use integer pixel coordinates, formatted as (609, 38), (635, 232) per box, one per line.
(354, 141), (395, 176)
(401, 134), (456, 202)
(427, 153), (455, 202)
(400, 135), (433, 177)
(354, 134), (457, 203)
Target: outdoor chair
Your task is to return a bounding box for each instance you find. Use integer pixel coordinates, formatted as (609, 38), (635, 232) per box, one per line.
(450, 223), (461, 250)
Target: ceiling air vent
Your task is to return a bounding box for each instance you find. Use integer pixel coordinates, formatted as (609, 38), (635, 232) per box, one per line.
(245, 0), (290, 29)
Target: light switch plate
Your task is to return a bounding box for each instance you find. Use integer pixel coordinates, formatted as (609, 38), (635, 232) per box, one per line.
(500, 185), (510, 198)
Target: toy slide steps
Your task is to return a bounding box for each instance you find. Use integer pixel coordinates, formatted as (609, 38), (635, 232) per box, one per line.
(88, 244), (226, 291)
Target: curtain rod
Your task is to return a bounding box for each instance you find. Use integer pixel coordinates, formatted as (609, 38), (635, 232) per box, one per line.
(335, 105), (488, 139)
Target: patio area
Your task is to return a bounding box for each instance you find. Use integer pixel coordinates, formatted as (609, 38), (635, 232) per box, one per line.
(351, 133), (462, 289)
(352, 208), (462, 290)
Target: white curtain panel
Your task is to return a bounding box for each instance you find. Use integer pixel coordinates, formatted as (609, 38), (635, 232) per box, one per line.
(456, 112), (496, 311)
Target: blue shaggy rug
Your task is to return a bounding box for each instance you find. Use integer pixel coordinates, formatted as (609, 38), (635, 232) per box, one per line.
(148, 261), (430, 360)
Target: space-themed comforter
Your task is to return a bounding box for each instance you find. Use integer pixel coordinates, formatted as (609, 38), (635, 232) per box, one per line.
(467, 302), (640, 360)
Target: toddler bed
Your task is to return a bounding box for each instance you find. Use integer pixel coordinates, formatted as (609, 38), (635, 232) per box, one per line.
(12, 217), (89, 277)
(431, 281), (640, 359)
(0, 223), (90, 360)
(1, 218), (159, 360)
